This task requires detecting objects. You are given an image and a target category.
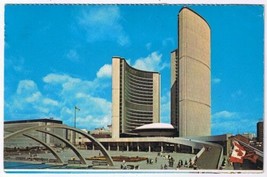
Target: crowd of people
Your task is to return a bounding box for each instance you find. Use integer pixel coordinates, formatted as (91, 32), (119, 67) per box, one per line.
(160, 154), (199, 170)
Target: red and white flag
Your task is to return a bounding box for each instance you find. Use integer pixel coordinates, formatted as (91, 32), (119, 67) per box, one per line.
(244, 151), (259, 163)
(229, 140), (246, 163)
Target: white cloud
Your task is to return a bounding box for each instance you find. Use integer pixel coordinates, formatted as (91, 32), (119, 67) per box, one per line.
(6, 56), (25, 73)
(212, 110), (239, 119)
(133, 51), (168, 72)
(16, 80), (38, 95)
(97, 64), (112, 78)
(43, 73), (75, 84)
(6, 72), (112, 130)
(77, 6), (129, 46)
(16, 80), (42, 103)
(43, 98), (59, 106)
(25, 92), (42, 103)
(7, 80), (60, 118)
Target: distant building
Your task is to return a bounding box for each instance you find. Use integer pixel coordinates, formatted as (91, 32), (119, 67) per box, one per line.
(112, 57), (160, 138)
(74, 129), (90, 147)
(231, 134), (250, 144)
(90, 127), (112, 138)
(241, 133), (255, 140)
(4, 118), (65, 148)
(257, 121), (263, 142)
(171, 7), (211, 137)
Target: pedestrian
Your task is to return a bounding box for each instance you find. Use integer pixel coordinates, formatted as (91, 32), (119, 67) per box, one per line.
(194, 156), (198, 164)
(155, 157), (157, 163)
(184, 160), (188, 167)
(177, 163), (180, 169)
(164, 164), (167, 169)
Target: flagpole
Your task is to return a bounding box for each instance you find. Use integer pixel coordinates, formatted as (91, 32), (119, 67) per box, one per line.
(74, 106), (76, 128)
(73, 106), (80, 146)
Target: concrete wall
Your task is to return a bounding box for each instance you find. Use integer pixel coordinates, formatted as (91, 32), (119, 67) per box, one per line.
(111, 57), (121, 138)
(178, 8), (211, 137)
(171, 50), (179, 132)
(153, 73), (160, 123)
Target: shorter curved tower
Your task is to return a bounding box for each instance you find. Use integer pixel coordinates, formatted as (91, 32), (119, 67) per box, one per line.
(112, 57), (160, 138)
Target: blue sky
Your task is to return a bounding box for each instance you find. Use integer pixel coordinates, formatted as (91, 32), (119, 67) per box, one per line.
(4, 5), (264, 135)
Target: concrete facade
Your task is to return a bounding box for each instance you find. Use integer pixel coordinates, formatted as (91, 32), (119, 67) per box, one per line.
(257, 121), (264, 142)
(171, 7), (211, 137)
(112, 57), (160, 138)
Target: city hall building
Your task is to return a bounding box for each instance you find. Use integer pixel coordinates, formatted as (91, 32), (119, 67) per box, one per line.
(112, 7), (211, 139)
(112, 57), (160, 138)
(171, 7), (211, 137)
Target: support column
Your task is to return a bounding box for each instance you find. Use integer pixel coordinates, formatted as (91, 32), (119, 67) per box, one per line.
(177, 144), (180, 152)
(148, 143), (151, 152)
(191, 147), (194, 154)
(108, 143), (110, 151)
(92, 144), (95, 150)
(117, 143), (119, 151)
(126, 144), (129, 151)
(137, 144), (140, 151)
(161, 142), (164, 152)
(174, 144), (177, 152)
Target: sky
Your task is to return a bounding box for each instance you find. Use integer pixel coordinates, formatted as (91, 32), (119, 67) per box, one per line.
(4, 4), (264, 136)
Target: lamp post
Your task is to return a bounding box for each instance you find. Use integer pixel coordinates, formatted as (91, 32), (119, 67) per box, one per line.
(73, 106), (80, 145)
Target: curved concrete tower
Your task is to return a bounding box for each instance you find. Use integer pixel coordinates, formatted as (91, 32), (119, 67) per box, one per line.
(171, 7), (211, 137)
(112, 57), (160, 138)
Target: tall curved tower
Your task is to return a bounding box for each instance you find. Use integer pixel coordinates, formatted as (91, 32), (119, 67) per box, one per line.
(171, 7), (211, 137)
(112, 57), (160, 138)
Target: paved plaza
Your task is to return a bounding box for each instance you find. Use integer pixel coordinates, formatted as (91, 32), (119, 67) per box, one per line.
(5, 148), (233, 170)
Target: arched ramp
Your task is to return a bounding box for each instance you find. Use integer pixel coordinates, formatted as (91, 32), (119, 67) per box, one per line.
(23, 133), (64, 164)
(36, 129), (87, 164)
(4, 124), (114, 166)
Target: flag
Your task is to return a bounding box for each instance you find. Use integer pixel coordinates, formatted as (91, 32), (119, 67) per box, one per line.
(244, 151), (259, 163)
(229, 140), (246, 163)
(75, 106), (80, 111)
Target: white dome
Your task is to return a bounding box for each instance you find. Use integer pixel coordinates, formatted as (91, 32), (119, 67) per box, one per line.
(135, 123), (174, 130)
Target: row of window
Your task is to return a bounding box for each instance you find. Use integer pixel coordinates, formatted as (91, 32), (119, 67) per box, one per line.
(125, 83), (153, 97)
(125, 65), (154, 78)
(126, 113), (153, 120)
(125, 91), (153, 103)
(125, 82), (153, 93)
(127, 72), (153, 83)
(125, 97), (153, 106)
(126, 77), (153, 90)
(126, 109), (153, 116)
